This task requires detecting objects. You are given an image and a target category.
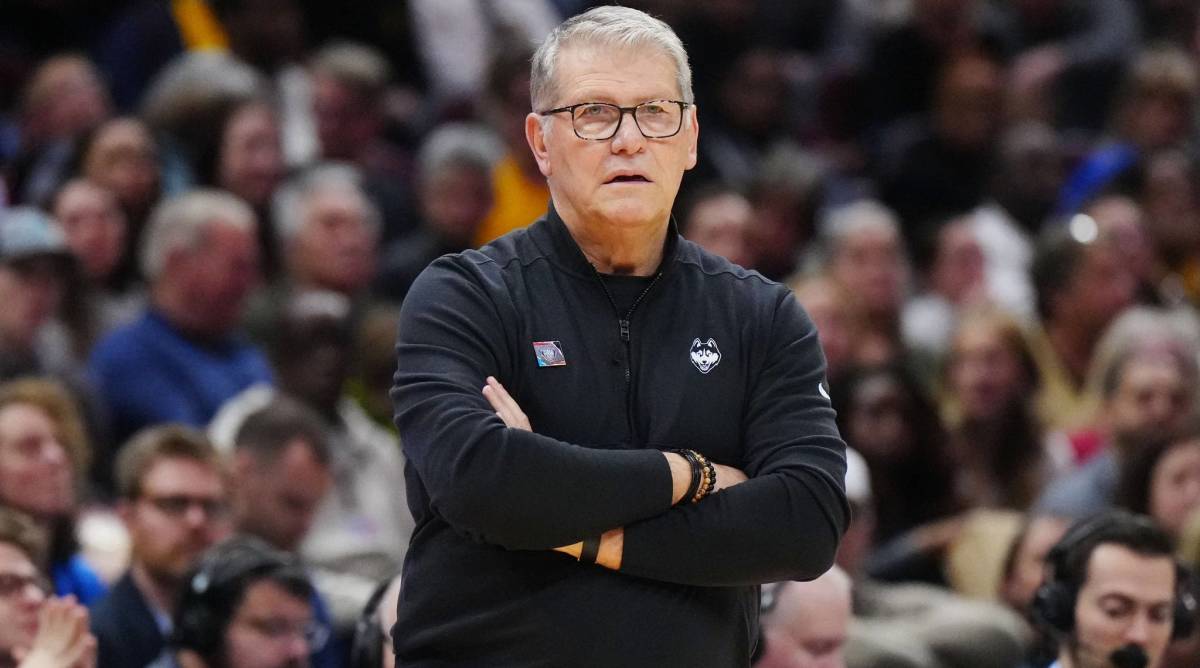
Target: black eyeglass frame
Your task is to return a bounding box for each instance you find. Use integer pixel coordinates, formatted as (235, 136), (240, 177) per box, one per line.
(538, 99), (692, 141)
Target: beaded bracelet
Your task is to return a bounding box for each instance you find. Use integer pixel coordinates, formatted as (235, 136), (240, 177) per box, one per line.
(691, 450), (717, 503)
(672, 449), (703, 505)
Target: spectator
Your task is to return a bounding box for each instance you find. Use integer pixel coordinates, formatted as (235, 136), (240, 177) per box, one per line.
(787, 275), (858, 386)
(678, 184), (753, 269)
(0, 378), (106, 605)
(0, 507), (96, 668)
(820, 201), (910, 368)
(1031, 511), (1186, 668)
(745, 143), (826, 281)
(51, 179), (142, 353)
(228, 398), (331, 554)
(832, 363), (957, 551)
(226, 397), (340, 668)
(901, 216), (988, 357)
(274, 163), (381, 299)
(1117, 420), (1200, 543)
(1084, 195), (1163, 306)
(1029, 221), (1136, 430)
(8, 55), (112, 208)
(1037, 310), (1199, 519)
(210, 291), (411, 630)
(90, 425), (230, 668)
(878, 48), (1006, 237)
(156, 536), (324, 668)
(0, 208), (78, 381)
(70, 117), (162, 280)
(194, 98), (284, 280)
(941, 308), (1052, 510)
(754, 567), (852, 668)
(969, 122), (1066, 323)
(87, 189), (270, 448)
(1056, 46), (1199, 216)
(305, 41), (417, 244)
(374, 125), (498, 303)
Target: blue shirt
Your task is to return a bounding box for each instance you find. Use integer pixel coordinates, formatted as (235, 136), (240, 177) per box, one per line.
(88, 309), (272, 445)
(53, 554), (108, 606)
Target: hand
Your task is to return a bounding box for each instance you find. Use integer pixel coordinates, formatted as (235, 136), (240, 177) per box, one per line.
(15, 596), (97, 668)
(482, 376), (531, 431)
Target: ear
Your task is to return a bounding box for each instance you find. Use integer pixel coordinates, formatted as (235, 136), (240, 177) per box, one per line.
(684, 104), (699, 171)
(691, 338), (701, 347)
(706, 338), (716, 347)
(525, 113), (553, 178)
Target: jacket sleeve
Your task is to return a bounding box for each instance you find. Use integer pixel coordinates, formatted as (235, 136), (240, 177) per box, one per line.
(392, 255), (674, 550)
(619, 291), (849, 586)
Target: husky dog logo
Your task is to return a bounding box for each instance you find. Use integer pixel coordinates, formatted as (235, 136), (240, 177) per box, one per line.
(690, 338), (721, 374)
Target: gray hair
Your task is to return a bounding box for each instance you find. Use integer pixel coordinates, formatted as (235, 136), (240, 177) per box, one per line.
(141, 189), (256, 281)
(310, 41), (391, 99)
(140, 51), (264, 132)
(417, 123), (503, 184)
(272, 163), (381, 245)
(530, 6), (693, 111)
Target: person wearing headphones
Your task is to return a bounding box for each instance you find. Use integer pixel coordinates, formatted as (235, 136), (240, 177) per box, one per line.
(1032, 510), (1196, 668)
(152, 536), (327, 668)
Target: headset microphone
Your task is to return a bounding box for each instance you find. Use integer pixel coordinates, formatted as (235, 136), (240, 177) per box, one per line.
(1109, 643), (1148, 668)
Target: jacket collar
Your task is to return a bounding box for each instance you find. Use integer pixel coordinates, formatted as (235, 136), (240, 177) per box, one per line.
(535, 200), (682, 279)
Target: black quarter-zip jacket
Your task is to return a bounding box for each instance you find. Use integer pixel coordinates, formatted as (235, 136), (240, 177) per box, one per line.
(390, 205), (849, 667)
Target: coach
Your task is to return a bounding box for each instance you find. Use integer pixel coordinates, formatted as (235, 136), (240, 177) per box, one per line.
(391, 6), (848, 666)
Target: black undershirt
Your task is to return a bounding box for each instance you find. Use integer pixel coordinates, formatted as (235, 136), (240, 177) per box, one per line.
(600, 273), (654, 314)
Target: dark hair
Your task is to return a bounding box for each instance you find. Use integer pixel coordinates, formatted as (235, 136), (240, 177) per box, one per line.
(234, 395), (331, 467)
(1050, 511), (1176, 603)
(171, 535), (315, 665)
(1117, 417), (1200, 518)
(831, 363), (959, 541)
(1030, 224), (1092, 322)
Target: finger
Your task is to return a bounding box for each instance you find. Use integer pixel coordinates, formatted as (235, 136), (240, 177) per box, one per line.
(485, 377), (522, 414)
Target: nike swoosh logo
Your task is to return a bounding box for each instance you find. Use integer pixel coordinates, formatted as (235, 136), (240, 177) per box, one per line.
(818, 383), (830, 400)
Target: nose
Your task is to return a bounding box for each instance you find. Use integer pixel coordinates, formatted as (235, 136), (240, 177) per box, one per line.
(1124, 613), (1152, 645)
(609, 110), (646, 155)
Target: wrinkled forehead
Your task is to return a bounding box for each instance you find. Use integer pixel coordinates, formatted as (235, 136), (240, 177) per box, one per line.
(552, 40), (682, 99)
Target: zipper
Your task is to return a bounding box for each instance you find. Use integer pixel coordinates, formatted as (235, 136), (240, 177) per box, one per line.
(593, 270), (663, 446)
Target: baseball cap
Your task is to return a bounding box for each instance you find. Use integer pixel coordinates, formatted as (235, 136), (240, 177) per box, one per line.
(0, 207), (73, 265)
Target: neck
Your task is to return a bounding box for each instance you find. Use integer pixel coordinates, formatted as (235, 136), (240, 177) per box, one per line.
(131, 561), (181, 618)
(558, 208), (667, 276)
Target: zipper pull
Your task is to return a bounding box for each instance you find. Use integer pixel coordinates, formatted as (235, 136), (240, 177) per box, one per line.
(619, 319), (630, 342)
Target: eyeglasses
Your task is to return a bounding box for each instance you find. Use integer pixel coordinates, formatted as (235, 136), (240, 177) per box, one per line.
(538, 99), (691, 141)
(0, 572), (50, 598)
(141, 494), (228, 519)
(240, 616), (330, 651)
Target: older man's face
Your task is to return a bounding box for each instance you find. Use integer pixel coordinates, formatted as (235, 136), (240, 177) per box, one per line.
(527, 44), (698, 231)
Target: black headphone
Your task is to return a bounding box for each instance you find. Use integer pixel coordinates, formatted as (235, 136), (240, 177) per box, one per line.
(349, 575), (400, 668)
(172, 536), (305, 660)
(1031, 511), (1197, 642)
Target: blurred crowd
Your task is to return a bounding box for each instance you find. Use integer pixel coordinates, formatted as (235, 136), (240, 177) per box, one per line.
(2, 0), (1200, 666)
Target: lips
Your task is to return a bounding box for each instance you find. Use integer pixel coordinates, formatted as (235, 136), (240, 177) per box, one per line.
(604, 172), (651, 184)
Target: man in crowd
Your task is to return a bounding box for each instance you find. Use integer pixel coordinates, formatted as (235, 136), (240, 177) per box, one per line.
(1033, 511), (1191, 668)
(91, 426), (229, 668)
(391, 6), (847, 665)
(157, 536), (323, 668)
(753, 567), (853, 668)
(87, 190), (270, 448)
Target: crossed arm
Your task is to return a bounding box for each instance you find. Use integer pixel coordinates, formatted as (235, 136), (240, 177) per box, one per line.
(481, 375), (749, 569)
(395, 258), (847, 586)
